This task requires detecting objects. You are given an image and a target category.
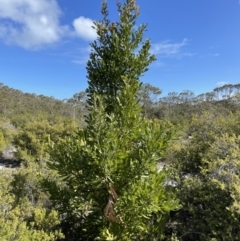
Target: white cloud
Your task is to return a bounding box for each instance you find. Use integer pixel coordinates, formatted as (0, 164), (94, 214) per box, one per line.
(72, 46), (91, 65)
(0, 0), (69, 49)
(154, 62), (165, 68)
(73, 17), (97, 41)
(210, 53), (220, 57)
(72, 59), (88, 65)
(217, 81), (229, 87)
(151, 38), (189, 58)
(0, 0), (96, 50)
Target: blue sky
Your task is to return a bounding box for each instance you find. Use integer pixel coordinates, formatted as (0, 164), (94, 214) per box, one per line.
(0, 0), (240, 100)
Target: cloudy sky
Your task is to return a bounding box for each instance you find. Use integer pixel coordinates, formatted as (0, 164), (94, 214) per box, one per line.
(0, 0), (240, 99)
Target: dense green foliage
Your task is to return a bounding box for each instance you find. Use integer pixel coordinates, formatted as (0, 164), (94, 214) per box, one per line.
(1, 79), (240, 241)
(0, 166), (64, 240)
(0, 84), (84, 240)
(163, 110), (240, 240)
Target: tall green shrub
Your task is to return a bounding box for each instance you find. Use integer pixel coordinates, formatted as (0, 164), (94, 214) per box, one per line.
(47, 1), (179, 240)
